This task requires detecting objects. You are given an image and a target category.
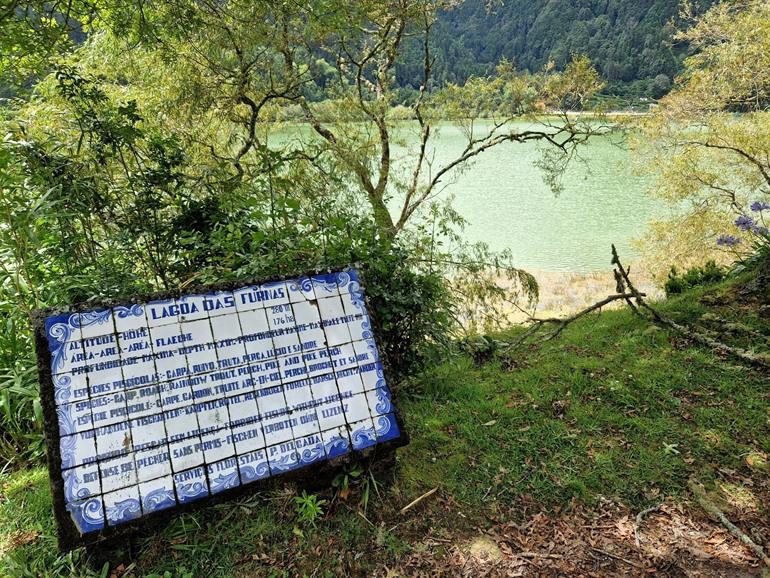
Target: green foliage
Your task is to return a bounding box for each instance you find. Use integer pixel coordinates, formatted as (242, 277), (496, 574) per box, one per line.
(293, 491), (327, 528)
(636, 0), (770, 277)
(664, 261), (726, 296)
(398, 0), (718, 100)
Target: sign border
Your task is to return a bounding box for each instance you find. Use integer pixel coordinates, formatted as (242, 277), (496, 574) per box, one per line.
(32, 266), (409, 551)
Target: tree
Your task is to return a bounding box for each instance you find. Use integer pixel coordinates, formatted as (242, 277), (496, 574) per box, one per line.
(88, 0), (607, 241)
(636, 0), (770, 279)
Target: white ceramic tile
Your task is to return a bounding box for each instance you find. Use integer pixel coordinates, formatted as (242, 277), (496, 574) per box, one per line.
(321, 425), (351, 459)
(59, 430), (98, 470)
(292, 301), (326, 352)
(317, 296), (352, 346)
(278, 352), (307, 384)
(295, 432), (325, 467)
(203, 290), (237, 317)
(175, 293), (209, 322)
(255, 384), (287, 418)
(53, 366), (90, 407)
(292, 404), (321, 438)
(180, 319), (218, 374)
(233, 285), (265, 312)
(366, 387), (392, 417)
(51, 338), (87, 379)
(335, 366), (365, 397)
(134, 445), (172, 482)
(158, 378), (195, 411)
(352, 339), (379, 367)
(240, 320), (275, 365)
(266, 441), (298, 474)
(149, 322), (188, 381)
(262, 413), (295, 446)
(104, 486), (141, 526)
(89, 391), (128, 429)
(210, 313), (247, 369)
(286, 276), (315, 302)
(125, 384), (162, 419)
(207, 457), (240, 494)
(163, 406), (199, 442)
(94, 422), (132, 461)
(57, 398), (93, 436)
(169, 436), (205, 472)
(283, 379), (311, 412)
(328, 343), (357, 372)
(238, 449), (269, 484)
(227, 391), (260, 427)
(188, 372), (215, 402)
(119, 353), (157, 391)
(342, 392), (371, 424)
(302, 348), (334, 378)
(194, 398), (230, 434)
(335, 270), (360, 295)
(359, 361), (385, 391)
(145, 298), (179, 328)
(311, 273), (340, 297)
(139, 475), (177, 514)
(200, 427), (235, 463)
(315, 399), (347, 431)
(130, 413), (167, 451)
(207, 366), (242, 398)
(250, 358), (281, 389)
(259, 281), (290, 307)
(66, 496), (105, 533)
(62, 462), (102, 502)
(173, 466), (209, 503)
(349, 417), (377, 450)
(340, 292), (370, 343)
(230, 420), (265, 455)
(373, 413), (400, 443)
(86, 360), (125, 399)
(113, 304), (147, 333)
(116, 325), (152, 357)
(79, 308), (116, 339)
(308, 372), (339, 400)
(99, 453), (138, 493)
(266, 303), (300, 355)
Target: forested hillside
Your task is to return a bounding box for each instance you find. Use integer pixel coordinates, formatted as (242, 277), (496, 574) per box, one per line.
(397, 0), (719, 100)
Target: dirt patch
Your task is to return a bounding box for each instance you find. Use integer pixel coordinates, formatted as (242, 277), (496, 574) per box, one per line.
(391, 501), (767, 577)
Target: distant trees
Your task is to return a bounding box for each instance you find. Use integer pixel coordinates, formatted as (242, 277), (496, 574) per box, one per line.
(410, 0), (718, 100)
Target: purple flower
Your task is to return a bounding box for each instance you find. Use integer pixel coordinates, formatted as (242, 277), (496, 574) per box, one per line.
(735, 215), (756, 231)
(750, 201), (770, 212)
(716, 235), (741, 247)
(755, 225), (769, 236)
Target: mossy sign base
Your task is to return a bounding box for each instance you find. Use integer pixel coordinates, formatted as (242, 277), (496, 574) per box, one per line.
(33, 269), (408, 550)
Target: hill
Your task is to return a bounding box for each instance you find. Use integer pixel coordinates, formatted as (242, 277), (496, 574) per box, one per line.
(397, 0), (719, 101)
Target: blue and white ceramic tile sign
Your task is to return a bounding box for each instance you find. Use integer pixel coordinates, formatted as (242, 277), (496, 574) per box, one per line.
(39, 270), (405, 544)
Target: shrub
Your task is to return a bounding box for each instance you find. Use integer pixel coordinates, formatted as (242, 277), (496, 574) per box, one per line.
(664, 261), (726, 296)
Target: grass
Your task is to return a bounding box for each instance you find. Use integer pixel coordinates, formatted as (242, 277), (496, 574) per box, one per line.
(1, 276), (769, 576)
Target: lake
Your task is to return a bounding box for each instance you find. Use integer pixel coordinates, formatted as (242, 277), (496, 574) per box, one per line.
(271, 120), (664, 273)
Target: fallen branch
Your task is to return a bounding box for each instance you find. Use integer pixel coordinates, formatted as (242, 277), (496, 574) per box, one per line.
(400, 487), (438, 514)
(688, 479), (770, 567)
(589, 546), (644, 569)
(634, 504), (662, 547)
(611, 245), (770, 370)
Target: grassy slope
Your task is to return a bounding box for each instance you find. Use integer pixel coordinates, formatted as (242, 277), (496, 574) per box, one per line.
(1, 277), (768, 577)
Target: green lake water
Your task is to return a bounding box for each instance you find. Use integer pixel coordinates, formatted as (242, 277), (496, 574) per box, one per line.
(271, 121), (665, 272)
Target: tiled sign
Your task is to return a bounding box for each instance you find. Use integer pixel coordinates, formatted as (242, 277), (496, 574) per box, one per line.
(36, 270), (406, 547)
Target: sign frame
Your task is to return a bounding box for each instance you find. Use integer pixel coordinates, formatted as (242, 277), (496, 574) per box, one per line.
(32, 267), (409, 551)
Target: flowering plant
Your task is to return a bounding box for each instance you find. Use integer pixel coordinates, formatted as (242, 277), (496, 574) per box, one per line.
(717, 201), (770, 250)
